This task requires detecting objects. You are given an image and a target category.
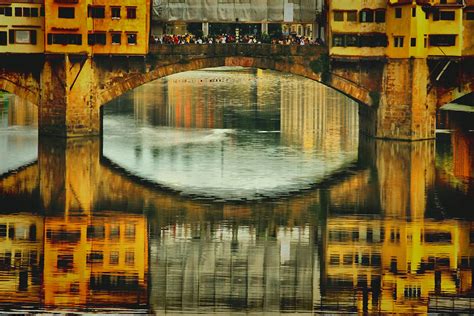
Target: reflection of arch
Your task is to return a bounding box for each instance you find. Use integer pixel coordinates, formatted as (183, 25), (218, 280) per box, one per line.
(98, 56), (373, 108)
(0, 76), (39, 106)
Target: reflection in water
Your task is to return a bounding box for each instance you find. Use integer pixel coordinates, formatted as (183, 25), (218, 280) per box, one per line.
(103, 68), (358, 200)
(0, 69), (474, 313)
(0, 94), (37, 174)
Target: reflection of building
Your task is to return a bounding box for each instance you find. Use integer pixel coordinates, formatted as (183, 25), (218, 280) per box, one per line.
(0, 214), (43, 307)
(6, 94), (38, 127)
(452, 130), (474, 181)
(43, 213), (148, 309)
(329, 0), (473, 57)
(151, 223), (320, 313)
(280, 76), (358, 152)
(151, 0), (324, 39)
(0, 0), (45, 54)
(323, 216), (474, 314)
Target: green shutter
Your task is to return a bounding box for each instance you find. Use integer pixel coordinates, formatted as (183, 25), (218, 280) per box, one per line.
(8, 30), (14, 44)
(30, 30), (37, 45)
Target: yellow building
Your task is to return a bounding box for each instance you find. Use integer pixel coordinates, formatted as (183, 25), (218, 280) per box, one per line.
(43, 213), (148, 309)
(0, 0), (45, 54)
(328, 0), (472, 58)
(44, 0), (150, 55)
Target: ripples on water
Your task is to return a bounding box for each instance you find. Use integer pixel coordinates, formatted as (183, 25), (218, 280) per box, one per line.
(0, 68), (473, 314)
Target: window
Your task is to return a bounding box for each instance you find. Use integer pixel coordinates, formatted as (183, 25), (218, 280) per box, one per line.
(440, 11), (455, 20)
(375, 10), (385, 23)
(412, 7), (416, 17)
(31, 8), (38, 17)
(429, 34), (456, 46)
(0, 32), (6, 45)
(333, 11), (343, 21)
(466, 12), (474, 20)
(57, 255), (74, 270)
(126, 7), (136, 19)
(125, 251), (134, 265)
(40, 7), (44, 16)
(394, 36), (404, 47)
(1, 7), (12, 16)
(125, 224), (135, 239)
(111, 33), (121, 44)
(127, 33), (137, 45)
(47, 33), (82, 45)
(411, 37), (416, 47)
(15, 7), (22, 16)
(111, 7), (120, 19)
(395, 8), (402, 19)
(23, 8), (30, 17)
(360, 10), (374, 23)
(58, 7), (75, 18)
(332, 34), (345, 47)
(10, 30), (36, 44)
(88, 6), (105, 18)
(347, 11), (357, 22)
(87, 251), (104, 264)
(346, 35), (358, 47)
(110, 251), (119, 265)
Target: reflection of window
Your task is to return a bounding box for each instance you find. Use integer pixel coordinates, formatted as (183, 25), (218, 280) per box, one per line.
(109, 225), (120, 240)
(0, 251), (11, 266)
(57, 254), (74, 270)
(87, 225), (105, 240)
(125, 251), (134, 265)
(125, 224), (135, 240)
(329, 254), (339, 265)
(0, 225), (6, 238)
(110, 251), (119, 265)
(87, 251), (104, 264)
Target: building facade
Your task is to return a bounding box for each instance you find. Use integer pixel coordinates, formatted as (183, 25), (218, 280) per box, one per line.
(0, 0), (45, 54)
(151, 0), (325, 40)
(328, 0), (474, 58)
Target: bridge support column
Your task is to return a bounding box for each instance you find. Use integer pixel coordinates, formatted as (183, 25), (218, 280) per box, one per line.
(360, 59), (436, 141)
(38, 137), (101, 213)
(39, 55), (100, 137)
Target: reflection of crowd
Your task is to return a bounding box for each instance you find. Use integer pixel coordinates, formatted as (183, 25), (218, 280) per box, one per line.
(150, 33), (325, 46)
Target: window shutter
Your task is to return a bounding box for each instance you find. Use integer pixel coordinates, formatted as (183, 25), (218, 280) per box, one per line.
(31, 30), (37, 45)
(9, 30), (14, 44)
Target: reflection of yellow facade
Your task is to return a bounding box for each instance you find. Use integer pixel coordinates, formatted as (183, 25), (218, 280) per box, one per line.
(325, 216), (474, 314)
(0, 1), (45, 54)
(0, 214), (43, 306)
(329, 0), (472, 57)
(43, 213), (147, 309)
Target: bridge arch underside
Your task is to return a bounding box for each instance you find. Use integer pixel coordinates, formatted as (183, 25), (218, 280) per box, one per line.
(98, 56), (373, 108)
(0, 78), (39, 106)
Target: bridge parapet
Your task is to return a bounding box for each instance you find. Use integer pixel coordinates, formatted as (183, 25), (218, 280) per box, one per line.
(149, 44), (328, 58)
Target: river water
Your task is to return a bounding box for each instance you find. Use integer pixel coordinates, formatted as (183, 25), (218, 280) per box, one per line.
(0, 67), (473, 314)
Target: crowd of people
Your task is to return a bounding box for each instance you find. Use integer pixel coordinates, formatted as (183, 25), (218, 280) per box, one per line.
(150, 33), (325, 46)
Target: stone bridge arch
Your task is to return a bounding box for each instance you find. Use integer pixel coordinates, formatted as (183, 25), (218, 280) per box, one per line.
(95, 45), (374, 108)
(0, 74), (40, 106)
